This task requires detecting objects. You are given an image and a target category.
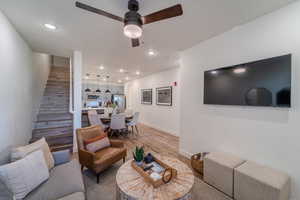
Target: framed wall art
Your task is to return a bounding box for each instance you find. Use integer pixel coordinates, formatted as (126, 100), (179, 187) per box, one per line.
(156, 86), (172, 106)
(141, 89), (152, 105)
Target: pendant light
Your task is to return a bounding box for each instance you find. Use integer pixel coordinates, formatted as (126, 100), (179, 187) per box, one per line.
(105, 75), (111, 93)
(95, 75), (101, 93)
(85, 73), (91, 92)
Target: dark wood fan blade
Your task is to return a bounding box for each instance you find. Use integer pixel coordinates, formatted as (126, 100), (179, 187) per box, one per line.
(75, 2), (123, 22)
(143, 4), (183, 25)
(131, 38), (140, 47)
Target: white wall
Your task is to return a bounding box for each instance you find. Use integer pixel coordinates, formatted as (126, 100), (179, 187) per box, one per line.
(53, 55), (69, 67)
(180, 1), (300, 199)
(125, 68), (180, 136)
(0, 11), (51, 164)
(72, 51), (82, 152)
(32, 53), (51, 124)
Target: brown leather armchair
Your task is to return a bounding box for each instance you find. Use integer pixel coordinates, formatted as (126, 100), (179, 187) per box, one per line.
(76, 125), (127, 183)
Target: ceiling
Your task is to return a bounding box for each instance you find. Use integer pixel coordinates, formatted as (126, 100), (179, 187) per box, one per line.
(0, 0), (296, 83)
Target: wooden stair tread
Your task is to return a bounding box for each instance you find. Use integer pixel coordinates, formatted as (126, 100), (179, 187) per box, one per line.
(50, 144), (73, 152)
(31, 133), (73, 142)
(33, 125), (73, 132)
(33, 132), (73, 140)
(36, 113), (72, 122)
(40, 105), (69, 107)
(46, 133), (73, 139)
(32, 63), (73, 150)
(35, 119), (72, 123)
(35, 123), (73, 130)
(50, 143), (73, 148)
(32, 133), (72, 140)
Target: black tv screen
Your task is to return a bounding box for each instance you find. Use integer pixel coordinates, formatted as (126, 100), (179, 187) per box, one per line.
(204, 54), (291, 107)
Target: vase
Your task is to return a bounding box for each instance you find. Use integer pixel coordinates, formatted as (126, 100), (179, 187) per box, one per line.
(135, 161), (143, 166)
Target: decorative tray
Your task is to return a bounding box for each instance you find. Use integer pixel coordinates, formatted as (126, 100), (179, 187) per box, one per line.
(131, 156), (177, 188)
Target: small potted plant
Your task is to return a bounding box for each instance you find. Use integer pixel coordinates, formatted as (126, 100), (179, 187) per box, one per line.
(133, 146), (144, 166)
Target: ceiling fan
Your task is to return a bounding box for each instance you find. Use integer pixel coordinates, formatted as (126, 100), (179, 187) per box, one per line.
(75, 0), (183, 47)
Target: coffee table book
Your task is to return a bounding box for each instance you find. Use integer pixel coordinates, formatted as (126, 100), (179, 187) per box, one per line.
(131, 156), (178, 188)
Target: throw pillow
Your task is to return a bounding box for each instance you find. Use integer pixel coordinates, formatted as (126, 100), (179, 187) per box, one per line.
(86, 137), (111, 153)
(11, 138), (54, 170)
(84, 132), (108, 146)
(0, 150), (49, 199)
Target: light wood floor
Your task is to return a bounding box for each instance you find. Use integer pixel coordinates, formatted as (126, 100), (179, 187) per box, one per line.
(74, 123), (202, 179)
(112, 123), (202, 179)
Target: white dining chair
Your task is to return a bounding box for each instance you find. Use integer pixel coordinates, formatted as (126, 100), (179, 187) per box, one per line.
(118, 108), (125, 113)
(87, 110), (109, 130)
(112, 107), (118, 115)
(125, 109), (133, 115)
(110, 113), (126, 136)
(127, 112), (140, 135)
(88, 109), (97, 115)
(103, 108), (110, 117)
(107, 107), (114, 114)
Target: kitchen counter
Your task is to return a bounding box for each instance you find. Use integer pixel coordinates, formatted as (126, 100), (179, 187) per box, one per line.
(82, 107), (105, 111)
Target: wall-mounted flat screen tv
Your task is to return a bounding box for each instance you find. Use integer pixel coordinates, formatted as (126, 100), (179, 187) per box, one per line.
(204, 54), (291, 107)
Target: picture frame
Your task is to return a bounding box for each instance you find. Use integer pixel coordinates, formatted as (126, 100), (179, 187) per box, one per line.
(141, 89), (152, 105)
(156, 86), (172, 106)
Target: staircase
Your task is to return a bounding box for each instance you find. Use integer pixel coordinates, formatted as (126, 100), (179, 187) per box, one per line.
(32, 65), (73, 152)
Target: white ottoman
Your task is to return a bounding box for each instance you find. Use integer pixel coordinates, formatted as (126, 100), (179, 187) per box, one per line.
(234, 161), (290, 200)
(204, 152), (245, 197)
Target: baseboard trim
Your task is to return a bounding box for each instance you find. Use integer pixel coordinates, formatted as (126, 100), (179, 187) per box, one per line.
(139, 122), (179, 137)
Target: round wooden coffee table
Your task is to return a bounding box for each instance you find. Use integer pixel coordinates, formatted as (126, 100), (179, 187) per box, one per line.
(116, 156), (194, 200)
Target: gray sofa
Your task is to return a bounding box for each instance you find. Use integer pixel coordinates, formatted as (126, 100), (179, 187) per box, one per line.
(0, 150), (85, 200)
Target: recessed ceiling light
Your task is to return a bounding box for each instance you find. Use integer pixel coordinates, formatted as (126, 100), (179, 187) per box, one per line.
(148, 50), (155, 56)
(118, 80), (122, 83)
(103, 78), (107, 81)
(135, 71), (140, 75)
(119, 68), (124, 73)
(99, 65), (104, 70)
(234, 68), (246, 74)
(44, 23), (56, 30)
(125, 76), (130, 81)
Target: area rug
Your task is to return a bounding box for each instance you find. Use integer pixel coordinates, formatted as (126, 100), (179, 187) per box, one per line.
(83, 161), (232, 200)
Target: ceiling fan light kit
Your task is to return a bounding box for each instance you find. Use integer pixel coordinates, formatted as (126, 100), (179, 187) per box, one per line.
(75, 0), (183, 47)
(124, 24), (142, 39)
(124, 1), (143, 39)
